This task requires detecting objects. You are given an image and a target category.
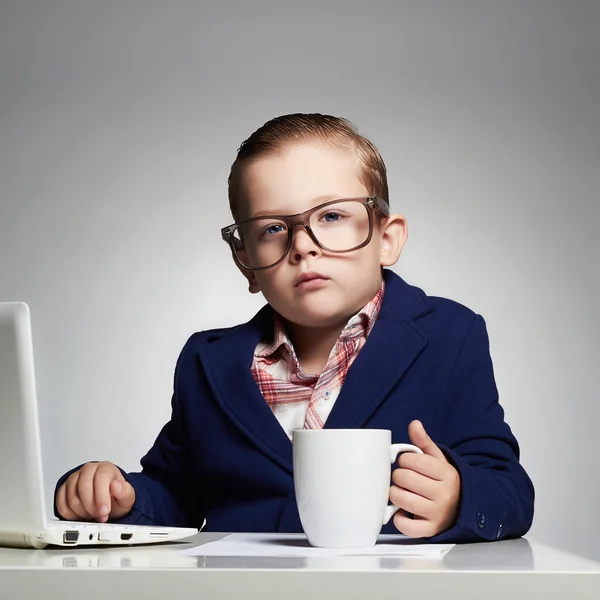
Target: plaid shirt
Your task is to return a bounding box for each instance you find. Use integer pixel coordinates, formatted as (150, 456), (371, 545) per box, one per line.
(252, 283), (384, 438)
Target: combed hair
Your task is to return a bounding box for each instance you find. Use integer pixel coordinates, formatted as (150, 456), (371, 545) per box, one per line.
(228, 113), (389, 221)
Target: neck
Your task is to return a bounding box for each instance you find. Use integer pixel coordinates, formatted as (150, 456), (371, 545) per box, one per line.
(281, 277), (385, 375)
(284, 319), (347, 375)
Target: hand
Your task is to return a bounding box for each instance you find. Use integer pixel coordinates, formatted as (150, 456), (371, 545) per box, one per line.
(390, 420), (460, 538)
(55, 461), (136, 523)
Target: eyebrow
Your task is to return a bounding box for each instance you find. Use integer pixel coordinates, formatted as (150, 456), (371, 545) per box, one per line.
(251, 194), (341, 218)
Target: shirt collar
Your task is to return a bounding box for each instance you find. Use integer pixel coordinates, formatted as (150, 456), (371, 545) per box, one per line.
(255, 281), (385, 359)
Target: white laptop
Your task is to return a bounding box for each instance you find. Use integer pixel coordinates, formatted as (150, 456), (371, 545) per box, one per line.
(0, 302), (198, 548)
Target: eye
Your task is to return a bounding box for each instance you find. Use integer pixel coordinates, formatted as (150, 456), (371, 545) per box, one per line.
(261, 223), (286, 236)
(322, 212), (342, 222)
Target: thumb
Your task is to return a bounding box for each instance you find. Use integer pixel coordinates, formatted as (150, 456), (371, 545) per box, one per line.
(110, 478), (136, 511)
(408, 420), (447, 462)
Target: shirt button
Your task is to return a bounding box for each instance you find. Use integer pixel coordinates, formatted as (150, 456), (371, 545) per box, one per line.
(476, 510), (486, 529)
(322, 390), (332, 400)
(496, 523), (504, 539)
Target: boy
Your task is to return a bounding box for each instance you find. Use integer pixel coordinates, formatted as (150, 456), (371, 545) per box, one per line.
(55, 113), (534, 542)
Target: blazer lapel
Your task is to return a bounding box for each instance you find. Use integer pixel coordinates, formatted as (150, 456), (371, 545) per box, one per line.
(325, 270), (433, 429)
(197, 306), (294, 473)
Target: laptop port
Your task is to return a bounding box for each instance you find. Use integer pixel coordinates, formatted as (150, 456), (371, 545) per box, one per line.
(63, 531), (79, 544)
(120, 533), (133, 541)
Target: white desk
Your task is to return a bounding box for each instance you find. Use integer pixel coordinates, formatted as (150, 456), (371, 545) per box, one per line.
(1, 533), (599, 599)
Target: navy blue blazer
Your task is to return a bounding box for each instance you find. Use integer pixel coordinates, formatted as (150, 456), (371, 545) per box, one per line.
(55, 269), (534, 543)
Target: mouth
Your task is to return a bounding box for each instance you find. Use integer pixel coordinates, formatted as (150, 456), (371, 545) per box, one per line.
(293, 272), (330, 287)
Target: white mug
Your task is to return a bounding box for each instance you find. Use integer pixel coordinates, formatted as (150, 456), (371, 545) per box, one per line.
(292, 428), (423, 548)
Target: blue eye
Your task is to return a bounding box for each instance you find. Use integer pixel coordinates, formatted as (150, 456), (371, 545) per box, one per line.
(258, 223), (287, 239)
(323, 212), (341, 222)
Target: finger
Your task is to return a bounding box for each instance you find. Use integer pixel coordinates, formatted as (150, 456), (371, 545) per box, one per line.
(391, 466), (438, 500)
(389, 485), (436, 520)
(397, 452), (447, 481)
(65, 472), (93, 521)
(92, 463), (122, 522)
(76, 463), (102, 520)
(109, 478), (136, 513)
(408, 420), (447, 462)
(393, 511), (438, 539)
(56, 483), (81, 521)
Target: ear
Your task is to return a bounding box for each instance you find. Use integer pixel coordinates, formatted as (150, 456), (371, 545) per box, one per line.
(378, 213), (408, 267)
(241, 269), (261, 294)
(233, 251), (261, 294)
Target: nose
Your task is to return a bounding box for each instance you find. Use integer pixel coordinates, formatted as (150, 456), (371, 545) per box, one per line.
(289, 224), (320, 263)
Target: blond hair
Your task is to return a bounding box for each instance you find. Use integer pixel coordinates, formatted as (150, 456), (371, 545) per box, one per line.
(228, 113), (389, 221)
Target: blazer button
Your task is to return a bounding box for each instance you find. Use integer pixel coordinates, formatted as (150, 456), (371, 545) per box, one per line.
(496, 523), (504, 539)
(476, 510), (486, 529)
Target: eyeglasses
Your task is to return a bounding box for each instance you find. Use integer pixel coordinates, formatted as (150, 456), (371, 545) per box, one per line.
(221, 196), (389, 271)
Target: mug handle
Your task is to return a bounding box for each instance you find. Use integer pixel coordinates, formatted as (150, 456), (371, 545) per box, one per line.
(382, 443), (423, 525)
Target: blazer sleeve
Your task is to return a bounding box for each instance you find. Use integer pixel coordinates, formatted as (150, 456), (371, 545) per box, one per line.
(427, 314), (535, 543)
(54, 335), (204, 528)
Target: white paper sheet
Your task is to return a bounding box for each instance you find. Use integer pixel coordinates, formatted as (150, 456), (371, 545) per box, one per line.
(179, 533), (454, 557)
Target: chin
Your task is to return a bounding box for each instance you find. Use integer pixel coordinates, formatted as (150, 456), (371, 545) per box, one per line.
(285, 305), (349, 329)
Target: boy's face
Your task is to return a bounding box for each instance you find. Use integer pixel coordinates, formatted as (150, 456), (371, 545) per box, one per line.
(235, 141), (407, 329)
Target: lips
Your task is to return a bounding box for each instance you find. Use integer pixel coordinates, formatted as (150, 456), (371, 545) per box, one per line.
(294, 272), (330, 287)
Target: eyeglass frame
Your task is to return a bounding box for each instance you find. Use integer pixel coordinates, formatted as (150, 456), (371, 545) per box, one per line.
(221, 196), (390, 271)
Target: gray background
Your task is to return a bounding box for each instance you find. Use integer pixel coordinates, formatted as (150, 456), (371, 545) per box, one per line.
(1, 0), (598, 560)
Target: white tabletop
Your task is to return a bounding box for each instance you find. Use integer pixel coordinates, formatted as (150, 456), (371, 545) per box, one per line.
(1, 533), (599, 599)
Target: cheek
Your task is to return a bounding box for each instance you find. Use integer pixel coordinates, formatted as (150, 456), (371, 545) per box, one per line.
(254, 271), (286, 297)
(348, 242), (382, 269)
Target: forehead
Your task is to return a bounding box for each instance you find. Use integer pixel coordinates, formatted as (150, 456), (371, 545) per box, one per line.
(237, 141), (368, 219)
